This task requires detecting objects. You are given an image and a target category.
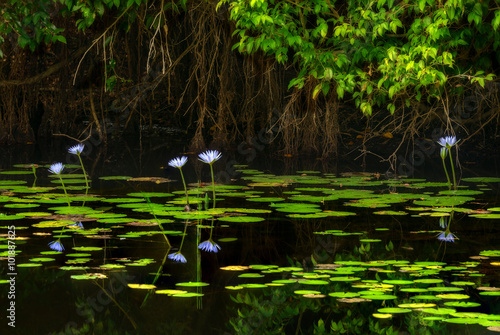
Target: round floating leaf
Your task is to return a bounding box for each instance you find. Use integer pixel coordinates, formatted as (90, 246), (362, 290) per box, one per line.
(373, 314), (393, 319)
(0, 214), (25, 220)
(240, 284), (268, 289)
(377, 307), (412, 314)
(101, 198), (145, 203)
(411, 295), (442, 300)
(382, 280), (414, 285)
(479, 291), (500, 296)
(225, 286), (244, 290)
(294, 290), (321, 295)
(399, 303), (436, 308)
(238, 273), (265, 278)
(444, 318), (481, 324)
(450, 281), (476, 286)
(462, 177), (500, 183)
(329, 276), (360, 282)
(361, 294), (398, 300)
(176, 281), (210, 287)
(422, 308), (457, 315)
(247, 197), (285, 202)
(373, 210), (407, 216)
(17, 263), (42, 268)
(156, 289), (188, 295)
(71, 274), (107, 280)
(4, 203), (39, 208)
(300, 280), (330, 285)
(127, 192), (174, 197)
(272, 279), (298, 284)
(218, 216), (265, 223)
(32, 220), (74, 228)
(470, 214), (500, 219)
(480, 250), (500, 257)
(400, 288), (429, 293)
(444, 301), (481, 308)
(29, 257), (55, 262)
(413, 278), (444, 284)
(73, 247), (103, 251)
(66, 253), (92, 257)
(128, 284), (156, 290)
(427, 287), (464, 292)
(328, 292), (360, 298)
(435, 294), (470, 299)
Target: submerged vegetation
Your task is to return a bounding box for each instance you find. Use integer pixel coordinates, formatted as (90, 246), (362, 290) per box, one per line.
(1, 142), (500, 333)
(0, 0), (498, 159)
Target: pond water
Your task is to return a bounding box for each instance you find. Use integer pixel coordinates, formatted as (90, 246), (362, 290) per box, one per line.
(2, 138), (500, 335)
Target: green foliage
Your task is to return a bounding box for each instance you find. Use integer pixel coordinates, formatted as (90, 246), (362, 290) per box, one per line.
(0, 0), (67, 55)
(220, 0), (499, 114)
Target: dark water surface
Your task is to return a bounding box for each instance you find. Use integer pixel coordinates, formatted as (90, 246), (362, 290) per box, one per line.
(1, 137), (500, 334)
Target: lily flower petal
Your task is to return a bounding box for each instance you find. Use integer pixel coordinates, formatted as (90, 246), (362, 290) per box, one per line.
(168, 156), (188, 169)
(198, 239), (221, 253)
(68, 144), (85, 155)
(198, 150), (222, 164)
(168, 252), (187, 263)
(48, 240), (65, 252)
(48, 163), (65, 175)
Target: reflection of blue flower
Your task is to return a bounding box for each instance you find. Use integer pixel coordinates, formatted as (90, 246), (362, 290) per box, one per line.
(168, 252), (187, 263)
(198, 239), (221, 253)
(48, 240), (65, 252)
(437, 231), (458, 243)
(168, 156), (188, 169)
(437, 136), (458, 149)
(68, 144), (85, 155)
(48, 163), (64, 175)
(198, 150), (222, 164)
(69, 222), (84, 229)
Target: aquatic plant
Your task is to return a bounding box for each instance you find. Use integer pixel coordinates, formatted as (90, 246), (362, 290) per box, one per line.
(168, 156), (190, 210)
(198, 150), (221, 209)
(437, 136), (459, 190)
(168, 252), (187, 263)
(198, 238), (221, 253)
(437, 215), (458, 243)
(48, 162), (71, 206)
(68, 143), (89, 192)
(168, 220), (189, 263)
(48, 240), (65, 252)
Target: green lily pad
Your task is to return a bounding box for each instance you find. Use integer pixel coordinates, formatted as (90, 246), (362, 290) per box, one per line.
(377, 307), (412, 314)
(176, 282), (210, 287)
(218, 216), (265, 223)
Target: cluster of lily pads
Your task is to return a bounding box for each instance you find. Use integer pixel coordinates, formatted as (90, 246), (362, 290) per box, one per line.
(2, 144), (500, 332)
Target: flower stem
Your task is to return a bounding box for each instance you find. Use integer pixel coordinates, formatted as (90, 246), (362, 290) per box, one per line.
(449, 148), (457, 190)
(209, 163), (216, 208)
(58, 175), (71, 207)
(441, 157), (451, 190)
(77, 153), (89, 193)
(178, 168), (190, 210)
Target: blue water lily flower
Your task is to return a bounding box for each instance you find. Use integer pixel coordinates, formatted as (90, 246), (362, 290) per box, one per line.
(48, 240), (65, 252)
(48, 162), (65, 175)
(168, 156), (188, 169)
(198, 150), (222, 164)
(168, 252), (187, 263)
(437, 231), (458, 243)
(198, 239), (221, 253)
(68, 144), (85, 155)
(437, 136), (459, 149)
